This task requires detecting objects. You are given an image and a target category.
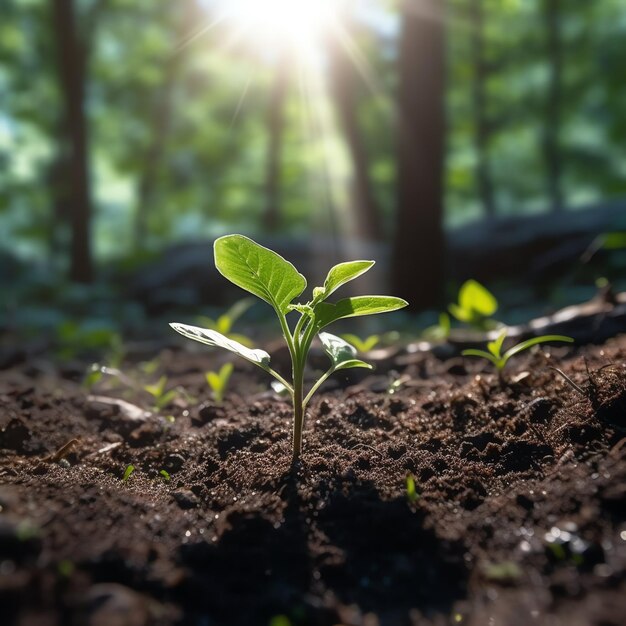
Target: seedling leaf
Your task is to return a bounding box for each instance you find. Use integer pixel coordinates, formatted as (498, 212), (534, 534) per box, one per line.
(503, 335), (574, 361)
(487, 329), (507, 357)
(122, 465), (135, 482)
(214, 234), (306, 313)
(334, 359), (373, 371)
(314, 296), (408, 330)
(314, 260), (375, 302)
(319, 332), (358, 366)
(340, 333), (380, 352)
(459, 279), (497, 316)
(169, 323), (271, 370)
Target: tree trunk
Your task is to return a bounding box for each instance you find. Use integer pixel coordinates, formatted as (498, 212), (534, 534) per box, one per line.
(329, 23), (383, 240)
(543, 0), (564, 212)
(470, 0), (496, 217)
(52, 0), (93, 283)
(263, 55), (290, 232)
(392, 0), (447, 310)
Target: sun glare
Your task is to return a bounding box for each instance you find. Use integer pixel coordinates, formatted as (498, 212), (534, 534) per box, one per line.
(218, 0), (338, 60)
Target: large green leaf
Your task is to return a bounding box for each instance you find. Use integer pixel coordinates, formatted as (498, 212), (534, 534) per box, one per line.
(169, 323), (271, 370)
(314, 296), (408, 330)
(214, 235), (306, 313)
(314, 260), (375, 302)
(318, 332), (372, 371)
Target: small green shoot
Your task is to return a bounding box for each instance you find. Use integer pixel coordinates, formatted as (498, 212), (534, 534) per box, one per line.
(205, 363), (234, 403)
(462, 329), (574, 379)
(339, 333), (380, 353)
(449, 279), (498, 329)
(144, 376), (178, 410)
(122, 465), (135, 482)
(159, 469), (171, 481)
(196, 298), (254, 347)
(406, 474), (419, 503)
(423, 312), (451, 341)
(170, 234), (408, 461)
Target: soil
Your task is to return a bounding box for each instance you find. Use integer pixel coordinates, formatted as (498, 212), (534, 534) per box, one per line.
(1, 335), (625, 626)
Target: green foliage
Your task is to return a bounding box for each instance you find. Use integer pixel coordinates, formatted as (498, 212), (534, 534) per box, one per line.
(462, 329), (574, 372)
(159, 469), (171, 481)
(205, 363), (234, 403)
(171, 235), (407, 460)
(144, 376), (178, 410)
(339, 333), (380, 353)
(122, 465), (135, 482)
(449, 280), (498, 329)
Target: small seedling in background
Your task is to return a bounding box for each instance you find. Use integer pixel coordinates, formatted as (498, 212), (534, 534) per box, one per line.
(122, 465), (135, 482)
(449, 280), (499, 330)
(196, 298), (254, 347)
(406, 474), (419, 503)
(340, 333), (380, 353)
(159, 469), (171, 481)
(144, 376), (178, 410)
(170, 234), (407, 461)
(205, 363), (234, 403)
(423, 312), (451, 342)
(462, 329), (573, 381)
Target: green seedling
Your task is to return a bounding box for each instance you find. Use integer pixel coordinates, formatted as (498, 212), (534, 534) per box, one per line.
(159, 469), (171, 481)
(170, 234), (407, 461)
(423, 312), (451, 342)
(196, 298), (254, 347)
(205, 362), (234, 403)
(462, 329), (574, 381)
(144, 376), (178, 410)
(122, 465), (135, 482)
(339, 333), (380, 353)
(449, 279), (498, 329)
(406, 474), (419, 503)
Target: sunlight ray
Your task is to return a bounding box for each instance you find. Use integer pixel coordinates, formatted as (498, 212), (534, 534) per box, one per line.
(229, 74), (253, 128)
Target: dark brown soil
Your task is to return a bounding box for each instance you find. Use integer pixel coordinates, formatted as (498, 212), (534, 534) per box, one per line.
(1, 336), (625, 626)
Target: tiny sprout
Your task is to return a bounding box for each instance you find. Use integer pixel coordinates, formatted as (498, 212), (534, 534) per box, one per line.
(205, 363), (234, 403)
(462, 329), (574, 380)
(196, 298), (255, 347)
(144, 376), (178, 410)
(170, 234), (408, 461)
(423, 312), (451, 342)
(339, 333), (380, 353)
(406, 474), (419, 503)
(159, 469), (171, 481)
(122, 465), (135, 482)
(449, 279), (498, 329)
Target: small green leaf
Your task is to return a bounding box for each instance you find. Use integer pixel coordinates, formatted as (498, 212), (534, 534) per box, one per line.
(122, 465), (135, 482)
(170, 323), (271, 370)
(216, 314), (231, 335)
(314, 296), (408, 330)
(334, 359), (373, 372)
(602, 232), (626, 250)
(314, 260), (375, 302)
(487, 329), (507, 358)
(319, 332), (357, 366)
(144, 376), (167, 398)
(214, 235), (306, 313)
(406, 474), (419, 503)
(503, 335), (573, 361)
(459, 280), (498, 316)
(159, 469), (171, 481)
(461, 349), (500, 367)
(340, 333), (380, 352)
(155, 389), (177, 410)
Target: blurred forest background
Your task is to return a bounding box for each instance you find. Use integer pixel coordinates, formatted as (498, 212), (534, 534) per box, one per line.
(1, 0), (626, 350)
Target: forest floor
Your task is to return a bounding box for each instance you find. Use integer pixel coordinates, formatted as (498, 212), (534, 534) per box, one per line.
(1, 334), (625, 626)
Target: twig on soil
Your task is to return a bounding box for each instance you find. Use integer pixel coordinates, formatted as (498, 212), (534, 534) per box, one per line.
(549, 366), (586, 396)
(350, 443), (383, 458)
(41, 438), (80, 463)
